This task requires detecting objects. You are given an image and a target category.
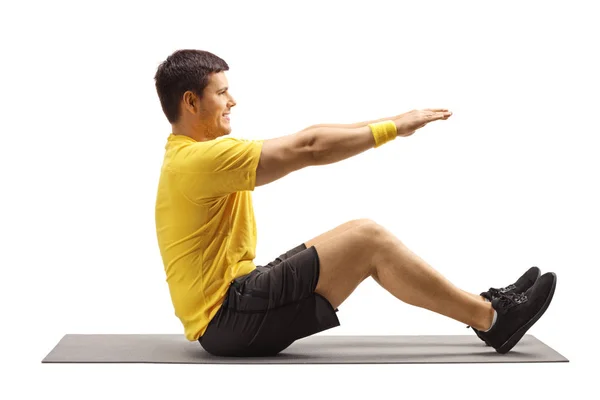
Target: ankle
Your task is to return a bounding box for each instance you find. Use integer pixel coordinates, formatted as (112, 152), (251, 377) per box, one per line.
(474, 303), (496, 331)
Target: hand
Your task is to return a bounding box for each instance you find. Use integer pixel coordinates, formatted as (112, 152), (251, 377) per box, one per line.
(393, 108), (452, 137)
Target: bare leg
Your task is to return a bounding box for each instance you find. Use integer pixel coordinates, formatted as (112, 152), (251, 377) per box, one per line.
(462, 289), (489, 303)
(308, 220), (494, 331)
(305, 218), (382, 285)
(305, 219), (488, 304)
(372, 226), (495, 331)
(304, 219), (372, 249)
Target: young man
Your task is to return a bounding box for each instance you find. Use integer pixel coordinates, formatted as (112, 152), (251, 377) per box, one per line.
(154, 49), (557, 357)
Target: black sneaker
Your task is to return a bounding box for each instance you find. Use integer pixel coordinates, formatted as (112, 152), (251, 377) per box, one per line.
(470, 266), (541, 345)
(476, 272), (557, 354)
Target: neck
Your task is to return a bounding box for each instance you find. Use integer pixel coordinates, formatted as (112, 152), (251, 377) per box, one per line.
(171, 119), (214, 142)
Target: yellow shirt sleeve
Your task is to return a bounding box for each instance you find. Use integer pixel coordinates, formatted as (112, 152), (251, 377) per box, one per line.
(171, 137), (264, 199)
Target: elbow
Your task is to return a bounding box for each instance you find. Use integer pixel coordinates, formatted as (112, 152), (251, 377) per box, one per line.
(299, 127), (321, 165)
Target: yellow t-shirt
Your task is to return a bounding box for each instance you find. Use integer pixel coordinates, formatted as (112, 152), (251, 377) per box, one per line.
(155, 133), (264, 341)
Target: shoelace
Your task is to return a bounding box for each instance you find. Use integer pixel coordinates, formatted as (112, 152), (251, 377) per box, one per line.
(488, 284), (517, 297)
(495, 292), (528, 311)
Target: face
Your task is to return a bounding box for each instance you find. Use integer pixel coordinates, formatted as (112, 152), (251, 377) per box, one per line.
(186, 71), (236, 140)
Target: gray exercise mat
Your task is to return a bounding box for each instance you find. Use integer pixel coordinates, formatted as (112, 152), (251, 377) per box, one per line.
(42, 334), (568, 364)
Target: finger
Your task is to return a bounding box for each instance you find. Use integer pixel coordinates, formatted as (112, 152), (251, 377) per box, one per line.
(424, 108), (449, 112)
(431, 111), (452, 121)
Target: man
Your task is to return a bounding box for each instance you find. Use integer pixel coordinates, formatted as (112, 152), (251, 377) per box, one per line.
(154, 49), (557, 357)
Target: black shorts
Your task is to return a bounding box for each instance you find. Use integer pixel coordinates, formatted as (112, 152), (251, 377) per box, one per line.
(198, 243), (340, 357)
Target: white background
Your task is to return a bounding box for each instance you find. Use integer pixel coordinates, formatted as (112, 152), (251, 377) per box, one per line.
(2, 0), (598, 398)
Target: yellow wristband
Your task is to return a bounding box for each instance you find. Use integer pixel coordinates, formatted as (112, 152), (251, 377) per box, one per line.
(368, 120), (397, 148)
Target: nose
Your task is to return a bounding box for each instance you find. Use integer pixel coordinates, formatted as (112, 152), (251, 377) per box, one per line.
(228, 93), (236, 107)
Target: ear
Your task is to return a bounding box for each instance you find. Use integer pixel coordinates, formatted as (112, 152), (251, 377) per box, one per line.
(182, 91), (198, 113)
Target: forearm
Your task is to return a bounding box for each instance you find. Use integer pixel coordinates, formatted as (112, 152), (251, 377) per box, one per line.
(307, 114), (398, 130)
(307, 125), (379, 166)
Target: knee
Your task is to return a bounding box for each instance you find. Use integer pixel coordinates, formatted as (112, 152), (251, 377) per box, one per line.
(351, 218), (374, 227)
(356, 219), (390, 243)
(355, 221), (391, 275)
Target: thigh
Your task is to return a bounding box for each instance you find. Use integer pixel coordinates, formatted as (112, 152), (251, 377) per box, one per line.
(246, 245), (320, 306)
(260, 218), (370, 270)
(312, 221), (384, 309)
(304, 218), (372, 248)
(260, 243), (307, 269)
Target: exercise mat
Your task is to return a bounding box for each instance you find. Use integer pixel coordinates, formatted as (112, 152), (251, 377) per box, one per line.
(42, 334), (568, 364)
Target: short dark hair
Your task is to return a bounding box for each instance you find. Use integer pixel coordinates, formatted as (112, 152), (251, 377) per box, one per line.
(154, 49), (229, 124)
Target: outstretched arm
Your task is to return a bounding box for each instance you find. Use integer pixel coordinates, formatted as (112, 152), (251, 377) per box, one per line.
(307, 108), (451, 165)
(256, 109), (451, 186)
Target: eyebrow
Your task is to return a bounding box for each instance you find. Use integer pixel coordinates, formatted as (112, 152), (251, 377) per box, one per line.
(218, 86), (228, 92)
